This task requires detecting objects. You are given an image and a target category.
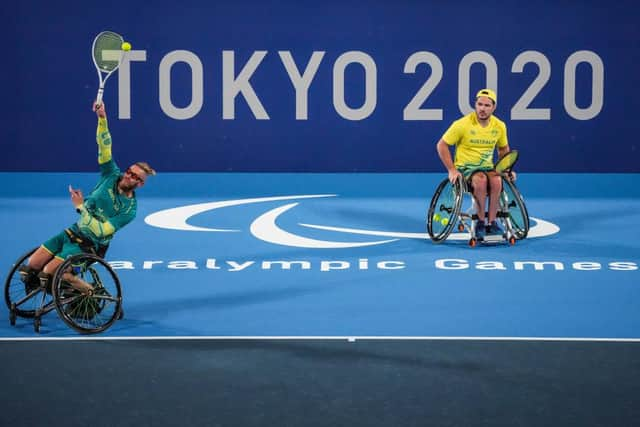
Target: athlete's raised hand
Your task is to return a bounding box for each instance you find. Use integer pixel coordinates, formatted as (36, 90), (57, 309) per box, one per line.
(93, 101), (106, 119)
(69, 185), (84, 209)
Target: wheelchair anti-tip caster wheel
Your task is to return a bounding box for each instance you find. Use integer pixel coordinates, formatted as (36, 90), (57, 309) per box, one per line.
(9, 304), (17, 326)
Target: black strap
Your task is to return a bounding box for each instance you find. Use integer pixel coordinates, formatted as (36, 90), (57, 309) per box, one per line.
(64, 228), (108, 257)
(64, 228), (85, 245)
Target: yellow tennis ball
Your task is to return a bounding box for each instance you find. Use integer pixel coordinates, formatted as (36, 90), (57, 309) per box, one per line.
(440, 217), (449, 226)
(433, 213), (441, 222)
(121, 42), (132, 51)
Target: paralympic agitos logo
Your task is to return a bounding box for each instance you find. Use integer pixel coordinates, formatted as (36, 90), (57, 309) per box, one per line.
(144, 194), (560, 248)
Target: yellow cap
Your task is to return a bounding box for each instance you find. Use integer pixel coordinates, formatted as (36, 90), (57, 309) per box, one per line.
(476, 88), (497, 104)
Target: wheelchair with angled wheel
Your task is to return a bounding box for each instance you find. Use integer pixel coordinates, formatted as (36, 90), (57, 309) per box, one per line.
(4, 247), (124, 334)
(426, 173), (529, 247)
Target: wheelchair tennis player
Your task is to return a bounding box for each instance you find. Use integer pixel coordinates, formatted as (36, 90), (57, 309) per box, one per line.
(435, 88), (515, 241)
(18, 101), (155, 294)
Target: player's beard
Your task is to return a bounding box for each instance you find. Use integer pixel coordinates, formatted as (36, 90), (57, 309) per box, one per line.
(476, 111), (491, 124)
(118, 179), (137, 193)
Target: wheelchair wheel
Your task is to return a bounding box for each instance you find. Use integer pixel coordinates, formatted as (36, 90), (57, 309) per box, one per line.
(501, 178), (530, 240)
(427, 178), (463, 243)
(52, 253), (122, 334)
(4, 247), (43, 319)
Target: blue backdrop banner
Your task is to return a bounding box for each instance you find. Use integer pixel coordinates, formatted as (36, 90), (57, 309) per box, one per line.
(3, 0), (639, 172)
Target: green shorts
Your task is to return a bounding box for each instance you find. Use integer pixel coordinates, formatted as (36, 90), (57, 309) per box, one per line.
(42, 230), (85, 261)
(458, 167), (494, 192)
(459, 166), (492, 179)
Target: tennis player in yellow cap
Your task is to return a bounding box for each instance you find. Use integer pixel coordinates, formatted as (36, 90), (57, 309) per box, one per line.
(435, 89), (513, 239)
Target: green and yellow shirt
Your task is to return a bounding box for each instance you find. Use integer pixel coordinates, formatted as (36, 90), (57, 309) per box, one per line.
(72, 117), (136, 247)
(441, 112), (508, 171)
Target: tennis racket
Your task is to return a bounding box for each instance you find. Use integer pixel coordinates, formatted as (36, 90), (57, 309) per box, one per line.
(92, 31), (126, 107)
(494, 150), (519, 174)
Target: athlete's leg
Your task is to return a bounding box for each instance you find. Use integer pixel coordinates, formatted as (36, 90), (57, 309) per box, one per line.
(467, 171), (490, 240)
(41, 257), (64, 275)
(27, 230), (67, 270)
(487, 172), (503, 223)
(470, 172), (488, 222)
(486, 172), (505, 235)
(28, 246), (55, 270)
(34, 230), (93, 294)
(41, 256), (94, 294)
(61, 271), (95, 294)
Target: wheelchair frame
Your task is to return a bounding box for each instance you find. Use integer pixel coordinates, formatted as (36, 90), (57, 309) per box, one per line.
(427, 174), (530, 247)
(4, 248), (123, 334)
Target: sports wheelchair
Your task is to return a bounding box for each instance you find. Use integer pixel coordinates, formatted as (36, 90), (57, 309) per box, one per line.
(426, 173), (529, 247)
(4, 247), (123, 334)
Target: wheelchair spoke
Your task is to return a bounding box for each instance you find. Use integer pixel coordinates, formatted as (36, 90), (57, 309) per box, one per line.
(427, 178), (462, 242)
(502, 179), (530, 240)
(52, 253), (122, 334)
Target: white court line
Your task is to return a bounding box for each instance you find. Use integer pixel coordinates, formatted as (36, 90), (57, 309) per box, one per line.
(1, 336), (639, 342)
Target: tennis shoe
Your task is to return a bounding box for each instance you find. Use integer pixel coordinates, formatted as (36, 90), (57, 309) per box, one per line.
(475, 220), (486, 240)
(18, 265), (40, 295)
(488, 221), (504, 236)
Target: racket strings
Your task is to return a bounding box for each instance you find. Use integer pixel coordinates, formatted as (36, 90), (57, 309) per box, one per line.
(495, 151), (518, 173)
(93, 32), (123, 72)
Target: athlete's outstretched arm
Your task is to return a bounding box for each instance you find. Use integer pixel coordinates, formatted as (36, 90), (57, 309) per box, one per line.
(93, 102), (112, 165)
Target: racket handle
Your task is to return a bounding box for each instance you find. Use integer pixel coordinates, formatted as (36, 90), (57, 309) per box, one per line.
(95, 88), (104, 107)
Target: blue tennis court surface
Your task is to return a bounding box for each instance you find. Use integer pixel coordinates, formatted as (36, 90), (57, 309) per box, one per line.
(1, 173), (639, 338)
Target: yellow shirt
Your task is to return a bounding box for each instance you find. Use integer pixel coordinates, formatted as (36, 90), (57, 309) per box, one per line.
(441, 112), (508, 170)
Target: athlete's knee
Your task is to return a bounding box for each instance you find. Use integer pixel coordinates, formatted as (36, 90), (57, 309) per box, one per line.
(28, 246), (54, 270)
(471, 177), (487, 195)
(42, 257), (64, 276)
(490, 176), (503, 193)
(472, 172), (487, 182)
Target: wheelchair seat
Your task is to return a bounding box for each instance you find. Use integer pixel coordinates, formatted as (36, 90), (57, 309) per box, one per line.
(426, 174), (529, 247)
